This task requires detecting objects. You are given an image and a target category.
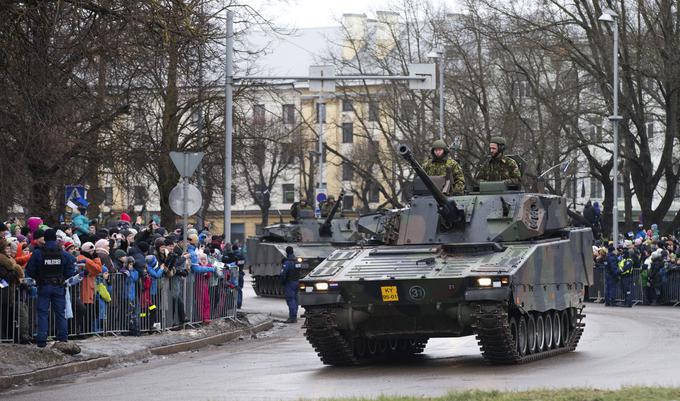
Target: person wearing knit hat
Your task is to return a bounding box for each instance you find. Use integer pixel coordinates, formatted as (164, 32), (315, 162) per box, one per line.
(120, 213), (131, 223)
(25, 224), (77, 349)
(95, 239), (114, 273)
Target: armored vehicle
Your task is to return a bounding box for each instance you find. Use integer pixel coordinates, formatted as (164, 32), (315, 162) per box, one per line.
(299, 145), (593, 365)
(247, 193), (363, 297)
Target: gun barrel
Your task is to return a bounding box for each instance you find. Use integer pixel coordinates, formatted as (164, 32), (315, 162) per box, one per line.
(323, 192), (344, 226)
(398, 144), (449, 207)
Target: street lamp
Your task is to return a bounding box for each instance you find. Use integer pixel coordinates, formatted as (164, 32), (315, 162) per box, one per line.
(598, 8), (622, 244)
(427, 48), (445, 140)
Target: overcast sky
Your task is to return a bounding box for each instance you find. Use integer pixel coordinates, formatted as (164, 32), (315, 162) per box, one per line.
(249, 0), (463, 29)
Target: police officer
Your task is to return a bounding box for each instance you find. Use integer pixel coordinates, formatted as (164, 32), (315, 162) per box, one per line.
(475, 136), (521, 184)
(422, 139), (465, 194)
(618, 249), (634, 307)
(280, 246), (299, 323)
(26, 228), (77, 348)
(604, 246), (619, 306)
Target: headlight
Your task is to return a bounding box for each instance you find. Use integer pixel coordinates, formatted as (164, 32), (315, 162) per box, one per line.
(314, 282), (329, 291)
(297, 257), (303, 263)
(477, 278), (492, 287)
(298, 283), (306, 291)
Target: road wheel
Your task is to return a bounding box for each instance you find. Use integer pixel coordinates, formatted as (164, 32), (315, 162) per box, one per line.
(560, 310), (570, 345)
(535, 314), (545, 351)
(517, 315), (528, 356)
(552, 311), (562, 348)
(544, 312), (553, 349)
(527, 314), (536, 354)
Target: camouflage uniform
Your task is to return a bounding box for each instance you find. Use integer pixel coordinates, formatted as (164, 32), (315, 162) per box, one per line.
(319, 198), (336, 218)
(422, 139), (465, 194)
(476, 155), (521, 184)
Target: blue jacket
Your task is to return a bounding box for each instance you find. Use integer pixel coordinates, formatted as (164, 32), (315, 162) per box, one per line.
(188, 244), (215, 274)
(606, 253), (619, 277)
(147, 262), (164, 296)
(26, 241), (77, 282)
(280, 255), (298, 284)
(128, 269), (139, 301)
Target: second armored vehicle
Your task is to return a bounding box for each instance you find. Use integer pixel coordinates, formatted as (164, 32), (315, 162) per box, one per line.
(299, 145), (593, 365)
(246, 193), (363, 297)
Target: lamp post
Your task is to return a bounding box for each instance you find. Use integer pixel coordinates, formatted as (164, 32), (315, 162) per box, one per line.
(599, 8), (622, 244)
(427, 48), (445, 140)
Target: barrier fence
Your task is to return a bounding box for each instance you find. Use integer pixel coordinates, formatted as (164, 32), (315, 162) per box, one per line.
(587, 266), (680, 306)
(1, 269), (239, 344)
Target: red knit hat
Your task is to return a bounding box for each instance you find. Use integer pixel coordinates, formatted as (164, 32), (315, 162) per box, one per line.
(120, 213), (131, 222)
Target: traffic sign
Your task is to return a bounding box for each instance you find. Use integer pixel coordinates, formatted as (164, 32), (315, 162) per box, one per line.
(169, 183), (202, 216)
(64, 185), (86, 205)
(170, 151), (204, 177)
(316, 193), (327, 203)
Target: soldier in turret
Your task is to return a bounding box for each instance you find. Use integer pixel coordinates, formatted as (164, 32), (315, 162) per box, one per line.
(422, 139), (465, 195)
(290, 198), (311, 221)
(475, 136), (521, 184)
(319, 195), (336, 218)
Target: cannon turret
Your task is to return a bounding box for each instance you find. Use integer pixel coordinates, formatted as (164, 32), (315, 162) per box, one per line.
(398, 144), (464, 229)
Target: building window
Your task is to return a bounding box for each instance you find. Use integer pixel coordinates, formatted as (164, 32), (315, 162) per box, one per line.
(133, 186), (146, 205)
(282, 184), (295, 203)
(589, 178), (602, 199)
(400, 100), (415, 120)
(282, 104), (295, 124)
(253, 104), (265, 125)
(342, 195), (354, 211)
(512, 80), (532, 100)
(104, 187), (113, 206)
(281, 142), (296, 164)
(342, 162), (353, 181)
(368, 101), (379, 121)
(342, 99), (353, 112)
(369, 182), (380, 203)
(316, 103), (326, 123)
(342, 123), (353, 143)
(646, 121), (654, 139)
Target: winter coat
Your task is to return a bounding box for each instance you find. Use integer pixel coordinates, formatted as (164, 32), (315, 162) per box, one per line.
(0, 252), (24, 285)
(77, 254), (103, 304)
(72, 213), (90, 236)
(14, 242), (31, 268)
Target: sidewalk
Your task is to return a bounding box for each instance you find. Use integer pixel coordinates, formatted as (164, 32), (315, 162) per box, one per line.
(0, 313), (273, 390)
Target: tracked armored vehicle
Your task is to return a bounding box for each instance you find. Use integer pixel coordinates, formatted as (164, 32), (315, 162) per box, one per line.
(299, 145), (593, 365)
(246, 193), (362, 297)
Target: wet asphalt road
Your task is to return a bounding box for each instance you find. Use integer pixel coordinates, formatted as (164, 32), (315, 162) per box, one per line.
(4, 279), (680, 401)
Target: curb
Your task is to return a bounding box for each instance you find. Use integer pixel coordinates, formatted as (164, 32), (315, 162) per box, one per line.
(0, 318), (273, 390)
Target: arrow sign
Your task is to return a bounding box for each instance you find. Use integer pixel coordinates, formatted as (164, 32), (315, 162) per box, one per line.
(170, 151), (204, 177)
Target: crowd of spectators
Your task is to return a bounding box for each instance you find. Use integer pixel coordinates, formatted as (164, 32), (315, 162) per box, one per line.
(592, 222), (680, 305)
(0, 209), (245, 344)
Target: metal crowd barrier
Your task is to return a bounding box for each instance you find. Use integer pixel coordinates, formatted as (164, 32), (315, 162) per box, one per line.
(588, 266), (680, 306)
(1, 270), (238, 343)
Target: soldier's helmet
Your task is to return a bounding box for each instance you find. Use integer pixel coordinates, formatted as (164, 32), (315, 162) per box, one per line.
(490, 136), (507, 152)
(327, 195), (335, 202)
(430, 139), (449, 159)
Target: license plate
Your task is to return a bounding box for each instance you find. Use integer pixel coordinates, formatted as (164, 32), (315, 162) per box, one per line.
(381, 286), (399, 302)
(295, 264), (301, 268)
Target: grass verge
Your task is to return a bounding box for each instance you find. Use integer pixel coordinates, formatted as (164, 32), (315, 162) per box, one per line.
(314, 387), (680, 401)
